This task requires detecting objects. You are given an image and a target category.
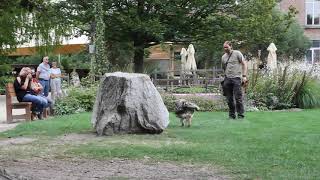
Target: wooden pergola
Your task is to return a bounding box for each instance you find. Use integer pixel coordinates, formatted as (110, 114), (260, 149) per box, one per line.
(7, 44), (87, 56)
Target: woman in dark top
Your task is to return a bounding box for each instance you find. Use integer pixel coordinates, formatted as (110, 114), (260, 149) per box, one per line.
(14, 67), (48, 119)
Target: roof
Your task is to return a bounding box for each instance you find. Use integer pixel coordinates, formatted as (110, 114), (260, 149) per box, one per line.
(7, 44), (87, 56)
(146, 44), (186, 61)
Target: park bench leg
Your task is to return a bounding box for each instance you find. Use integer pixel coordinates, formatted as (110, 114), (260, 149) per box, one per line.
(43, 108), (49, 118)
(6, 106), (13, 124)
(25, 105), (32, 122)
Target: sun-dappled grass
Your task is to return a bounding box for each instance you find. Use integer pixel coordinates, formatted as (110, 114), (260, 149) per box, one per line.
(1, 110), (320, 179)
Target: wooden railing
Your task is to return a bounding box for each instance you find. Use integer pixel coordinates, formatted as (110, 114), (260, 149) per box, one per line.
(150, 68), (224, 91)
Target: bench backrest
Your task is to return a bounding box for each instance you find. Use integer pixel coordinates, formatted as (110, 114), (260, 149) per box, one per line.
(6, 83), (17, 106)
(6, 83), (16, 98)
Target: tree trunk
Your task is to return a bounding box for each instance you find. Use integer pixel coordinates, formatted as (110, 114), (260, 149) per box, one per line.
(133, 1), (145, 73)
(133, 45), (144, 73)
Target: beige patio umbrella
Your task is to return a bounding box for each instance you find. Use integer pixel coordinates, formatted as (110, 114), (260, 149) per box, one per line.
(267, 43), (277, 71)
(180, 47), (188, 72)
(186, 44), (197, 74)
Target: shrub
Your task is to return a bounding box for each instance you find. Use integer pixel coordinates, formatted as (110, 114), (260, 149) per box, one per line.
(161, 93), (227, 112)
(80, 76), (100, 88)
(183, 95), (227, 112)
(247, 62), (320, 110)
(14, 55), (42, 64)
(0, 64), (14, 94)
(171, 87), (219, 94)
(54, 86), (98, 115)
(55, 85), (226, 115)
(294, 79), (320, 109)
(161, 93), (177, 111)
(0, 76), (15, 94)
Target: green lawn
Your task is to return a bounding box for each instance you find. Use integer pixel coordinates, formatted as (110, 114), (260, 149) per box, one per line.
(1, 110), (320, 179)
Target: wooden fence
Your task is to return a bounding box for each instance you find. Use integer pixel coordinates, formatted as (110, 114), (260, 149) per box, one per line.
(150, 68), (224, 91)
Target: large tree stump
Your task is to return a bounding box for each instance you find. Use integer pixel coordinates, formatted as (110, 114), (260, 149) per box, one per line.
(91, 72), (169, 135)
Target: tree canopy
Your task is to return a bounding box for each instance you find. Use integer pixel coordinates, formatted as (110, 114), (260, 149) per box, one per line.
(195, 0), (311, 67)
(0, 0), (74, 55)
(1, 0), (311, 72)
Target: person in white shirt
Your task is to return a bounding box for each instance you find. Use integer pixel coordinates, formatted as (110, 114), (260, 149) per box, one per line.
(50, 61), (63, 101)
(37, 56), (51, 97)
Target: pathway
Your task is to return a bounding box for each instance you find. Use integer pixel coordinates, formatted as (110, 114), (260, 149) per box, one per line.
(0, 95), (22, 132)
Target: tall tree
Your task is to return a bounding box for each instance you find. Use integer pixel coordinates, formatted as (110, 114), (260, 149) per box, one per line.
(55, 0), (235, 73)
(104, 0), (236, 73)
(0, 0), (33, 52)
(0, 0), (73, 55)
(55, 0), (307, 72)
(94, 0), (109, 75)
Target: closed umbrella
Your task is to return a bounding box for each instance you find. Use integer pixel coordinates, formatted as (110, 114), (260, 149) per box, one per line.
(267, 43), (277, 71)
(180, 47), (188, 73)
(186, 44), (197, 74)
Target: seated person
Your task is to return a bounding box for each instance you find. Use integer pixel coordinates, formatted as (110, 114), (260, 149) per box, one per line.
(14, 67), (49, 119)
(31, 68), (54, 112)
(31, 73), (43, 95)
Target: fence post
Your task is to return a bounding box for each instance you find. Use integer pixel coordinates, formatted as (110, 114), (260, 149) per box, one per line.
(193, 70), (197, 85)
(205, 69), (209, 90)
(154, 73), (158, 86)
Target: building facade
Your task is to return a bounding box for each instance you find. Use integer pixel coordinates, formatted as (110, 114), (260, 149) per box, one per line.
(279, 0), (320, 64)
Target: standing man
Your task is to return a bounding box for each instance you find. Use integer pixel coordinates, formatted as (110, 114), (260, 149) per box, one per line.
(37, 56), (51, 97)
(221, 41), (247, 119)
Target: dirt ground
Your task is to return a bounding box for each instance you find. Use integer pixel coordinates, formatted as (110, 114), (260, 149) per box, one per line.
(0, 158), (229, 180)
(0, 134), (230, 180)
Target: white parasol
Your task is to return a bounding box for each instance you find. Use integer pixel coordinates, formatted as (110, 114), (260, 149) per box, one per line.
(186, 44), (197, 73)
(180, 47), (188, 72)
(267, 43), (277, 71)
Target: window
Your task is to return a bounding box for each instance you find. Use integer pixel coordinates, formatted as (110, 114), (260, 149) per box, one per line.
(312, 40), (320, 47)
(306, 40), (320, 64)
(174, 52), (181, 61)
(306, 0), (320, 26)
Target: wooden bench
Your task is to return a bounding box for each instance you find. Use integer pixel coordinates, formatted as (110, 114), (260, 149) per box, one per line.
(6, 83), (32, 123)
(5, 83), (50, 123)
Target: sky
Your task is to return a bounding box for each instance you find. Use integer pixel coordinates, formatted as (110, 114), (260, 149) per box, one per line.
(19, 35), (89, 48)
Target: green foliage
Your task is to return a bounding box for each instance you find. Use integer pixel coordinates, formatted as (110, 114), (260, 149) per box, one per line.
(7, 53), (90, 69)
(0, 64), (12, 75)
(54, 86), (98, 115)
(171, 87), (218, 94)
(294, 79), (320, 109)
(161, 94), (177, 112)
(276, 21), (312, 61)
(0, 63), (14, 94)
(93, 0), (109, 75)
(59, 52), (91, 69)
(161, 93), (227, 112)
(183, 96), (227, 112)
(0, 0), (27, 52)
(107, 41), (134, 68)
(108, 64), (134, 73)
(247, 65), (319, 110)
(0, 76), (14, 94)
(196, 1), (309, 66)
(14, 55), (43, 65)
(80, 76), (100, 88)
(0, 1), (73, 55)
(55, 0), (238, 72)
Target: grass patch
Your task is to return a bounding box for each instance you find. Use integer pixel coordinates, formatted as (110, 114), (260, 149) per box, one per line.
(0, 113), (92, 138)
(1, 110), (320, 179)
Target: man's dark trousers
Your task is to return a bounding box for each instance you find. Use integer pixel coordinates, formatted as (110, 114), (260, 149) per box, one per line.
(223, 77), (244, 118)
